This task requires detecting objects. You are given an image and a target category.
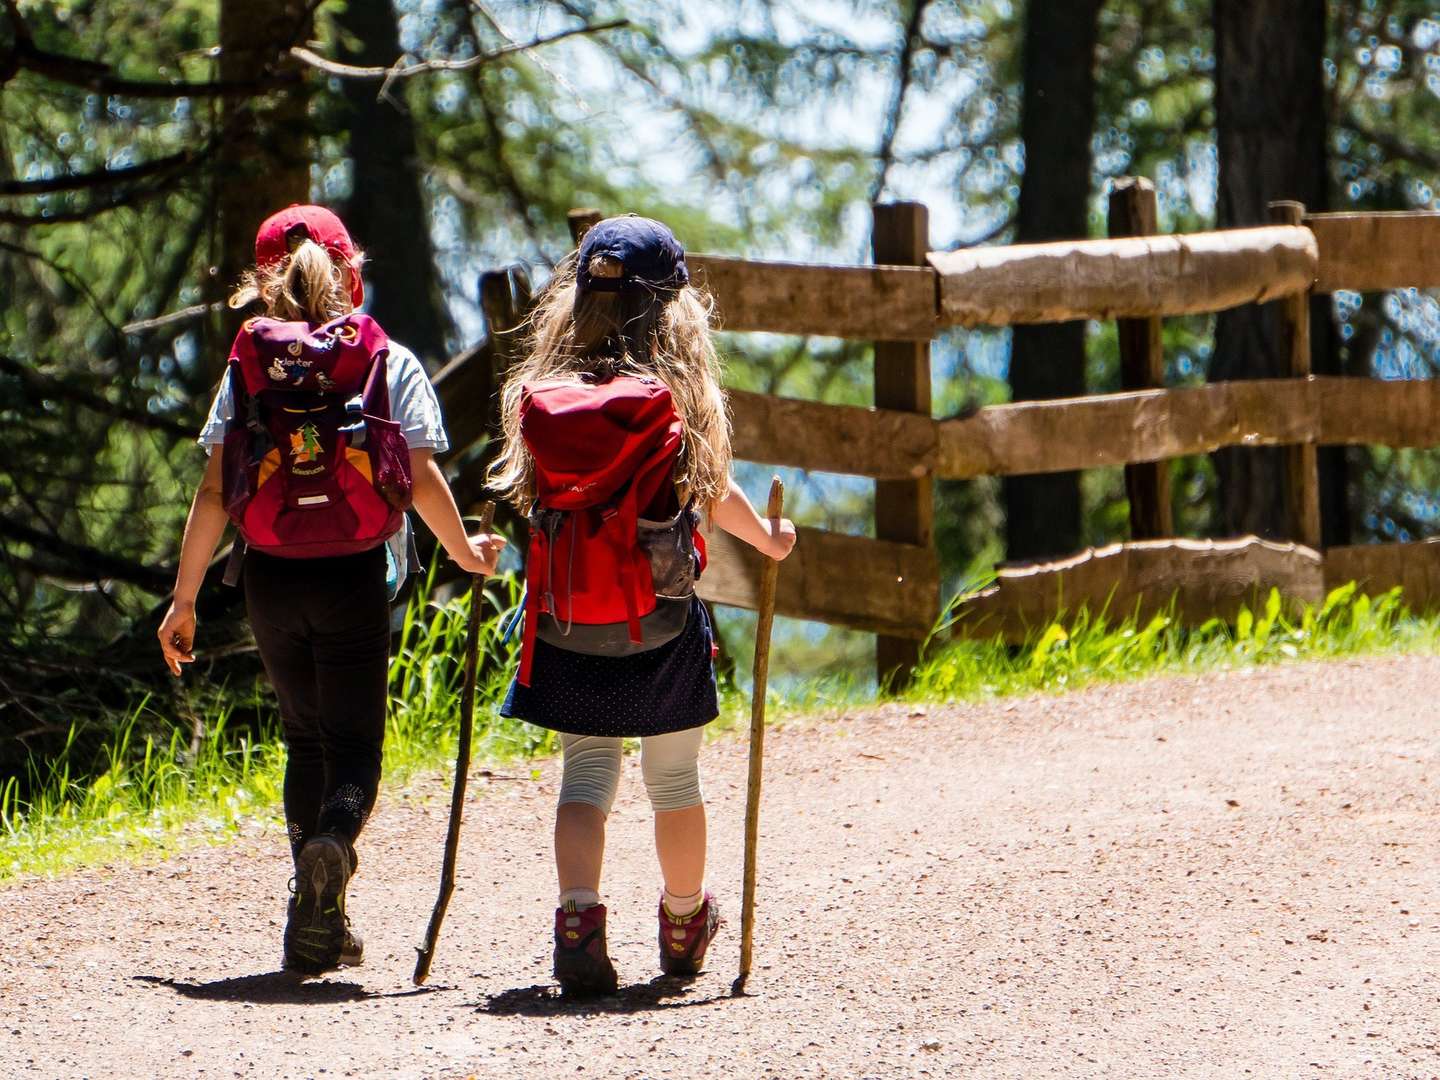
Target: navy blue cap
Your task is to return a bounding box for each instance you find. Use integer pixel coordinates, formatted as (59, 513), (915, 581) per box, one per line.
(575, 215), (689, 297)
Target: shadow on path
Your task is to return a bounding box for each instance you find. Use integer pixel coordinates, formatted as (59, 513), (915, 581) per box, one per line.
(479, 975), (733, 1016)
(133, 972), (447, 1004)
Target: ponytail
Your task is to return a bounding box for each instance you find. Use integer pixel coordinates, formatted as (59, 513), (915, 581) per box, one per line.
(229, 239), (358, 324)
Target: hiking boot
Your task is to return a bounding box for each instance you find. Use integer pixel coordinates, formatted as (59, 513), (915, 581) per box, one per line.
(284, 834), (354, 975)
(552, 903), (618, 996)
(338, 926), (364, 967)
(658, 892), (721, 977)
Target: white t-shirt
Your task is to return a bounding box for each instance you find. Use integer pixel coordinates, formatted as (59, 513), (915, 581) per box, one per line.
(197, 340), (449, 454)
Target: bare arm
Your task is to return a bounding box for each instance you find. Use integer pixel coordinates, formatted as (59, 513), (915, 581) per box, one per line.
(157, 452), (228, 676)
(708, 475), (796, 560)
(409, 448), (507, 574)
(157, 449), (507, 676)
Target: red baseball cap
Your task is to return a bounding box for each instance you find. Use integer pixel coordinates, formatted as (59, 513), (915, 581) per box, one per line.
(253, 204), (365, 307)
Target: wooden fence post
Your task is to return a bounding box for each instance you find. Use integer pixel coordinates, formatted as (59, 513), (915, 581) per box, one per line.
(568, 208), (603, 245)
(872, 202), (934, 689)
(1269, 200), (1322, 551)
(1108, 177), (1173, 539)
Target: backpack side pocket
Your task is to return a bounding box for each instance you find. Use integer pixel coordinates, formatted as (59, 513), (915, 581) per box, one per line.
(220, 427), (257, 522)
(366, 416), (413, 511)
(637, 508), (698, 600)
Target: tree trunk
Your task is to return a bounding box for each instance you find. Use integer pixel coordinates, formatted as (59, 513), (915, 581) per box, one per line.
(1211, 0), (1336, 541)
(214, 0), (312, 372)
(1001, 0), (1103, 562)
(336, 0), (452, 365)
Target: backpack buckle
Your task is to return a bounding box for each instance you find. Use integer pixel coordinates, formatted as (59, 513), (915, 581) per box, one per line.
(339, 391), (366, 447)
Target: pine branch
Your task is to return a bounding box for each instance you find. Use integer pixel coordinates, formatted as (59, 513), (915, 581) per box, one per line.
(1343, 118), (1440, 172)
(0, 167), (197, 225)
(0, 354), (195, 439)
(8, 40), (299, 99)
(0, 237), (124, 340)
(872, 0), (932, 204)
(119, 303), (219, 336)
(465, 0), (587, 110)
(0, 147), (204, 197)
(288, 18), (628, 85)
(0, 513), (175, 594)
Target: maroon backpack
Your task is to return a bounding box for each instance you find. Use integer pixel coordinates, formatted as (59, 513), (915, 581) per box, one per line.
(220, 313), (412, 561)
(516, 375), (706, 685)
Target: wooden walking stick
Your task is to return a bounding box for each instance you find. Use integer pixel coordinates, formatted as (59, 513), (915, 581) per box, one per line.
(414, 502), (495, 986)
(733, 476), (784, 996)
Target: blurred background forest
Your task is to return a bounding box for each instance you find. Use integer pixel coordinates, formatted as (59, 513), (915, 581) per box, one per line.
(3, 0), (1440, 777)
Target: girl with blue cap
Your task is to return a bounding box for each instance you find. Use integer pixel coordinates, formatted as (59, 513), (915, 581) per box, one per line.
(488, 215), (796, 995)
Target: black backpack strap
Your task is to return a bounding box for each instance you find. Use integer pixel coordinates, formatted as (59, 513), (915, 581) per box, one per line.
(229, 359), (274, 461)
(406, 520), (421, 576)
(221, 536), (247, 588)
(340, 351), (387, 448)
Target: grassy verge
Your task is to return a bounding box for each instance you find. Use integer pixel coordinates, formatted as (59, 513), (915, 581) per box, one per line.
(907, 583), (1440, 701)
(3, 580), (1436, 880)
(0, 569), (543, 880)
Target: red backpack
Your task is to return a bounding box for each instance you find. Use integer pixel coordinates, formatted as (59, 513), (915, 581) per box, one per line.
(517, 375), (706, 686)
(220, 313), (412, 561)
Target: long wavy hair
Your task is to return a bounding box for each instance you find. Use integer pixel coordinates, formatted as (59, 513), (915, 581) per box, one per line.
(228, 239), (361, 323)
(487, 253), (731, 510)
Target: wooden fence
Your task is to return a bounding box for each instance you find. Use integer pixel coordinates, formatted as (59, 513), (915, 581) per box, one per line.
(434, 192), (1440, 678)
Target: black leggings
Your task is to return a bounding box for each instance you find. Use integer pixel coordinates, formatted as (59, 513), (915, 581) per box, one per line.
(244, 547), (390, 864)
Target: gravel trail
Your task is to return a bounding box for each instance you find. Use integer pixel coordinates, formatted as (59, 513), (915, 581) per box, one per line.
(4, 655), (1440, 1079)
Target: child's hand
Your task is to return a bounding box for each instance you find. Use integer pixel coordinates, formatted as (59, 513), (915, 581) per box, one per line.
(157, 601), (197, 677)
(761, 517), (797, 561)
(451, 531), (507, 576)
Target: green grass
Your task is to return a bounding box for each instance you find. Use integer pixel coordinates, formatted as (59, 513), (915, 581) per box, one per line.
(0, 566), (542, 880)
(907, 583), (1440, 702)
(3, 580), (1438, 880)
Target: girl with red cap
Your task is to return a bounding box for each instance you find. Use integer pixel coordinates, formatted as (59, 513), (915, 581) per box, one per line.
(157, 204), (506, 975)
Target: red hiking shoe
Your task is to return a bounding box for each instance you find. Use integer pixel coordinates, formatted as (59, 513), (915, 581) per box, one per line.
(553, 903), (618, 996)
(658, 892), (722, 976)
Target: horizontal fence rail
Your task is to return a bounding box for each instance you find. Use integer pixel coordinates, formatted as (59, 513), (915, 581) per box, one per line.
(688, 254), (937, 341)
(927, 225), (1317, 326)
(728, 376), (1440, 482)
(949, 536), (1326, 644)
(1307, 211), (1440, 293)
(692, 214), (1440, 335)
(947, 536), (1440, 644)
(1325, 539), (1440, 602)
(727, 388), (937, 480)
(696, 524), (939, 640)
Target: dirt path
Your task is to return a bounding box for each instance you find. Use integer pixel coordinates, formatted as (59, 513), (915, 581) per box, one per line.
(4, 655), (1440, 1079)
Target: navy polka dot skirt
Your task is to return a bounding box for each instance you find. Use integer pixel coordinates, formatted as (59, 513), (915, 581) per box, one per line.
(500, 598), (719, 738)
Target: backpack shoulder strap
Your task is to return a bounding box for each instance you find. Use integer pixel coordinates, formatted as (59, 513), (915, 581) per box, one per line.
(221, 536), (247, 588)
(341, 350), (390, 448)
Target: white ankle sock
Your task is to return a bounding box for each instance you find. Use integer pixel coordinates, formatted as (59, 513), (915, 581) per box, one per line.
(559, 887), (601, 911)
(662, 887), (703, 918)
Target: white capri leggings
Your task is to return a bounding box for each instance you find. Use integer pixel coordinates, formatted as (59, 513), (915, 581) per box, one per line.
(558, 728), (705, 815)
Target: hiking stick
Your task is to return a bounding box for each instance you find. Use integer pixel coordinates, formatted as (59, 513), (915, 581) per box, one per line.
(414, 502), (495, 986)
(733, 476), (784, 996)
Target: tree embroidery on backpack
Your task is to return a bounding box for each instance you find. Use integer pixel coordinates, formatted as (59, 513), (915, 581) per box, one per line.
(290, 423), (324, 475)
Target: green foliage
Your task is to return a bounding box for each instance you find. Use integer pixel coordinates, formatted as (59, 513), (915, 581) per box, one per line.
(911, 582), (1431, 701)
(0, 571), (541, 880)
(6, 0), (1440, 741)
(7, 575), (1434, 880)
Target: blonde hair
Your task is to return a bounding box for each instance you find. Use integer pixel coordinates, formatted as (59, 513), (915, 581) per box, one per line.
(487, 254), (732, 510)
(228, 239), (359, 323)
